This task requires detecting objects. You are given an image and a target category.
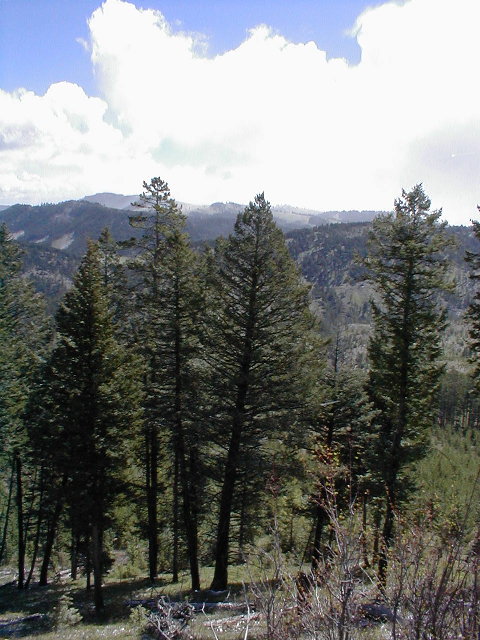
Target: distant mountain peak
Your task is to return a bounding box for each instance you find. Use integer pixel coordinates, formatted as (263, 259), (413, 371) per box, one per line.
(83, 193), (137, 210)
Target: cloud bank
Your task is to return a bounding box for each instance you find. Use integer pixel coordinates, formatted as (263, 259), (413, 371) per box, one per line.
(0, 0), (478, 223)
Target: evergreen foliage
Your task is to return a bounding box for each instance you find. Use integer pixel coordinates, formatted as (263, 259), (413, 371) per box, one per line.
(3, 178), (478, 615)
(364, 184), (453, 581)
(126, 178), (204, 588)
(466, 213), (480, 392)
(52, 592), (82, 630)
(206, 193), (320, 589)
(37, 241), (142, 610)
(310, 365), (375, 568)
(0, 224), (51, 586)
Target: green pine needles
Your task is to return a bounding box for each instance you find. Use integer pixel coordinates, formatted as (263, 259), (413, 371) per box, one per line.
(364, 184), (454, 582)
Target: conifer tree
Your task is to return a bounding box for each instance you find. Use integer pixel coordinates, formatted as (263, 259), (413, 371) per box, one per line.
(466, 213), (480, 392)
(96, 227), (130, 335)
(207, 194), (319, 590)
(40, 241), (142, 610)
(0, 224), (51, 587)
(127, 178), (204, 588)
(126, 178), (179, 581)
(364, 184), (453, 582)
(310, 366), (375, 569)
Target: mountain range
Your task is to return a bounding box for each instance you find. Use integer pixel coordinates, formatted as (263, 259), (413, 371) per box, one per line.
(0, 193), (477, 369)
(0, 193), (382, 256)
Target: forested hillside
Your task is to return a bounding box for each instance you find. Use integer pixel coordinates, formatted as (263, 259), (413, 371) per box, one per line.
(1, 181), (479, 639)
(0, 197), (380, 257)
(9, 211), (479, 338)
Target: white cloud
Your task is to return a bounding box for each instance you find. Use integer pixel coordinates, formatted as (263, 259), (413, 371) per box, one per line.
(0, 0), (478, 224)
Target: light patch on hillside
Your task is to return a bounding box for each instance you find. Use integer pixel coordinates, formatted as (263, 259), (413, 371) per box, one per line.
(51, 232), (75, 250)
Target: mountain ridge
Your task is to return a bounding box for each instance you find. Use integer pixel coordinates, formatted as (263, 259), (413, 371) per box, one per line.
(1, 204), (474, 368)
(0, 194), (384, 255)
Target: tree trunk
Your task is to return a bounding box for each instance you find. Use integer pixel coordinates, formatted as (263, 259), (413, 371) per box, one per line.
(15, 453), (25, 590)
(25, 522), (41, 589)
(210, 413), (244, 590)
(372, 508), (381, 569)
(25, 473), (45, 588)
(39, 521), (54, 586)
(361, 493), (370, 568)
(146, 425), (158, 582)
(39, 483), (65, 586)
(22, 468), (38, 553)
(210, 244), (258, 591)
(176, 432), (201, 590)
(91, 523), (104, 612)
(0, 457), (15, 563)
(172, 448), (179, 583)
(378, 490), (395, 587)
(238, 483), (247, 561)
(182, 462), (200, 590)
(172, 284), (200, 590)
(311, 503), (327, 572)
(86, 533), (92, 591)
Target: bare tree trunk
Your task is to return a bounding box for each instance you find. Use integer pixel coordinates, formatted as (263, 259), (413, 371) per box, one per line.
(311, 503), (327, 572)
(182, 447), (200, 591)
(22, 468), (38, 554)
(39, 483), (65, 586)
(172, 290), (200, 591)
(210, 413), (243, 590)
(91, 523), (104, 612)
(172, 449), (179, 583)
(238, 482), (247, 561)
(25, 473), (45, 588)
(146, 426), (159, 582)
(15, 452), (25, 590)
(177, 435), (200, 591)
(86, 534), (91, 591)
(0, 457), (15, 563)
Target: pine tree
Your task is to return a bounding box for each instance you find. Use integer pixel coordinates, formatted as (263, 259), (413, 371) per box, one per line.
(206, 193), (319, 590)
(96, 227), (130, 335)
(364, 184), (453, 582)
(126, 178), (180, 581)
(127, 178), (204, 588)
(39, 241), (142, 610)
(466, 213), (480, 392)
(0, 224), (51, 587)
(310, 365), (375, 569)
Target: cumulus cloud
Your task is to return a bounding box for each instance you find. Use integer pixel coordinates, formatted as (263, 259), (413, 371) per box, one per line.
(0, 0), (478, 223)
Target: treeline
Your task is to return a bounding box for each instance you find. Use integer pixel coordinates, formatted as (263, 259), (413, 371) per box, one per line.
(0, 180), (479, 613)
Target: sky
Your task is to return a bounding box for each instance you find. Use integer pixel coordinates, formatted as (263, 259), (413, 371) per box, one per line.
(0, 0), (478, 224)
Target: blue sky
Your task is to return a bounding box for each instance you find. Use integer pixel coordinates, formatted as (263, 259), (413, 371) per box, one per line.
(0, 1), (368, 95)
(0, 0), (478, 224)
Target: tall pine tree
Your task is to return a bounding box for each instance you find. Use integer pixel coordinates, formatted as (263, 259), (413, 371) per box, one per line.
(40, 241), (142, 610)
(0, 224), (51, 588)
(206, 194), (319, 590)
(364, 184), (453, 583)
(127, 178), (204, 588)
(466, 212), (480, 392)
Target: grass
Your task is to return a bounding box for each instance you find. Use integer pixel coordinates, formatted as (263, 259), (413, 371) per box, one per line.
(0, 564), (262, 639)
(0, 560), (395, 639)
